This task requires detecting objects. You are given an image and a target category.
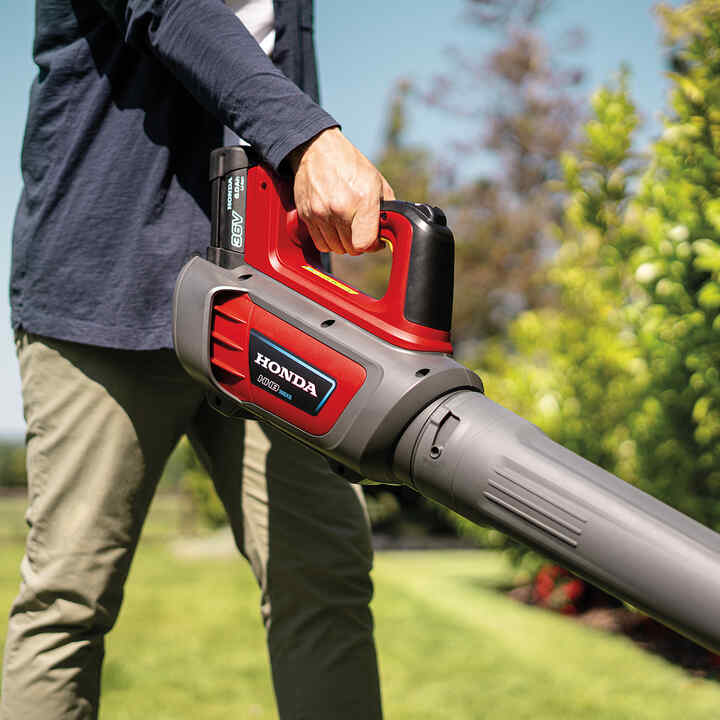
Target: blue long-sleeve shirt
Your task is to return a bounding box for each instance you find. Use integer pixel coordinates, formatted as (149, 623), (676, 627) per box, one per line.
(10, 0), (337, 349)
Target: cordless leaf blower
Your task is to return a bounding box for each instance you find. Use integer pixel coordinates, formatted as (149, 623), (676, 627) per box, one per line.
(173, 146), (720, 653)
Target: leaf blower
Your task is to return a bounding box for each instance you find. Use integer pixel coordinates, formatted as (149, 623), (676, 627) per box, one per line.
(173, 146), (720, 653)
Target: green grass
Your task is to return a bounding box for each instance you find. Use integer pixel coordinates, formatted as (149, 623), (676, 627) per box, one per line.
(0, 511), (719, 718)
(0, 495), (31, 541)
(373, 553), (720, 719)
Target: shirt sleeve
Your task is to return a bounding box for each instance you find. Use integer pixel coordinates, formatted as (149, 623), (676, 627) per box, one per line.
(94, 0), (338, 170)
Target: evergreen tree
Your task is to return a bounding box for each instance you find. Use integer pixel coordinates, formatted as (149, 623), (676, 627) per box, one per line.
(425, 0), (584, 347)
(461, 0), (720, 560)
(628, 1), (720, 524)
(454, 74), (645, 558)
(487, 72), (644, 475)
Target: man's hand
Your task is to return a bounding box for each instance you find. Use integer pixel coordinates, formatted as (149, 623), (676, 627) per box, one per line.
(289, 127), (395, 255)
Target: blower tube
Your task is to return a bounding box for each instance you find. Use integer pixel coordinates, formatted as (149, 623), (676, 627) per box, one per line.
(393, 389), (720, 653)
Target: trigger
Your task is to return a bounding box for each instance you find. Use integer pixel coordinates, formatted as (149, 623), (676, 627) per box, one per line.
(286, 210), (310, 246)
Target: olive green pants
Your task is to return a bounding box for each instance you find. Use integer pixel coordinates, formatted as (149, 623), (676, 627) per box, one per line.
(1, 332), (382, 719)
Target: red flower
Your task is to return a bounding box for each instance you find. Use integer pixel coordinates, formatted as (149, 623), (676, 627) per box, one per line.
(563, 578), (585, 602)
(532, 565), (586, 614)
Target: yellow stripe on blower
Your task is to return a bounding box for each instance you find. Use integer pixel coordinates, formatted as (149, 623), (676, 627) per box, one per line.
(301, 265), (359, 295)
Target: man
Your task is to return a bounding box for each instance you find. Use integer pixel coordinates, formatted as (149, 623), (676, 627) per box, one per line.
(3, 1), (392, 718)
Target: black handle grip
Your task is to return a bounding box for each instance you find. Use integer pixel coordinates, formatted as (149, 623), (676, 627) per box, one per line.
(382, 201), (455, 333)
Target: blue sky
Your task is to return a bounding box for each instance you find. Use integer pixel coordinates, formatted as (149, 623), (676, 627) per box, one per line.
(0, 1), (678, 437)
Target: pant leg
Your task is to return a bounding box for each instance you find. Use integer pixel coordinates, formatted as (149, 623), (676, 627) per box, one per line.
(1, 333), (204, 720)
(188, 405), (383, 720)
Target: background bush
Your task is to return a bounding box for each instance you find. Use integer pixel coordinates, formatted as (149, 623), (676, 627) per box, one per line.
(451, 1), (720, 566)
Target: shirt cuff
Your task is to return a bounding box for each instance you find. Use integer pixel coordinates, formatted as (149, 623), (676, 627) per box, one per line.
(264, 111), (340, 173)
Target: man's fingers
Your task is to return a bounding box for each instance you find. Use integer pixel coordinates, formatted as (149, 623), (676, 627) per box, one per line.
(315, 219), (346, 254)
(350, 197), (381, 254)
(381, 175), (396, 202)
(334, 216), (361, 255)
(306, 222), (330, 253)
(291, 128), (396, 256)
(369, 175), (396, 253)
(365, 237), (386, 253)
(347, 176), (394, 253)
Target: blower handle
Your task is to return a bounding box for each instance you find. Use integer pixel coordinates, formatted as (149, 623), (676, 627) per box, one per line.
(245, 163), (454, 352)
(208, 146), (454, 352)
(279, 199), (454, 334)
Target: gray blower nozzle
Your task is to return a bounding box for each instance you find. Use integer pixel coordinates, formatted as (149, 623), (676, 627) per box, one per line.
(393, 390), (720, 652)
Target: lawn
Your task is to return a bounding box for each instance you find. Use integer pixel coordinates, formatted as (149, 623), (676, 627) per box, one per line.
(0, 504), (719, 718)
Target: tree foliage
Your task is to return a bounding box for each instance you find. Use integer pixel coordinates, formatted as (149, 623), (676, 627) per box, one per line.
(627, 0), (720, 521)
(423, 0), (584, 347)
(333, 0), (584, 348)
(454, 73), (645, 560)
(458, 0), (720, 562)
(487, 72), (643, 471)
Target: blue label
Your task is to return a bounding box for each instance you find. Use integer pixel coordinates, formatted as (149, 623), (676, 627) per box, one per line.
(248, 331), (336, 415)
